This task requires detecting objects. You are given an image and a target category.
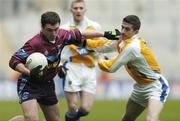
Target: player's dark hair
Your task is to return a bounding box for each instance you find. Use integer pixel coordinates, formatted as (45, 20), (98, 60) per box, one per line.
(41, 11), (61, 28)
(123, 15), (141, 30)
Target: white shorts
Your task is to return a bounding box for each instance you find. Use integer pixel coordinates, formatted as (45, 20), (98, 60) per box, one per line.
(130, 74), (170, 107)
(64, 62), (97, 94)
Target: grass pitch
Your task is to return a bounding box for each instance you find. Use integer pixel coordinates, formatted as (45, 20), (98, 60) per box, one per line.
(0, 98), (179, 121)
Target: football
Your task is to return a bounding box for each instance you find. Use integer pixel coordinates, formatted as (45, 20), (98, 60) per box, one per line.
(26, 52), (48, 70)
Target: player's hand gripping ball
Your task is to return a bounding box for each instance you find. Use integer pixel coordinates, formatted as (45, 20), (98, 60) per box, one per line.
(26, 52), (48, 79)
(26, 52), (48, 70)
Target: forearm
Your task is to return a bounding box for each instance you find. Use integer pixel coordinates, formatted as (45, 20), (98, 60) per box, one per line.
(15, 63), (30, 76)
(98, 48), (132, 72)
(81, 30), (104, 39)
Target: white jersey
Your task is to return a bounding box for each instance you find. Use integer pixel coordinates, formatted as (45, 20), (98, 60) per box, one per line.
(97, 35), (161, 84)
(60, 16), (101, 93)
(61, 16), (101, 31)
(60, 16), (101, 67)
(97, 35), (169, 105)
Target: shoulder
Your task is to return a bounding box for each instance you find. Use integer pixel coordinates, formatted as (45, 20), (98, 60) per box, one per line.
(128, 36), (145, 55)
(58, 28), (68, 33)
(130, 36), (142, 48)
(92, 21), (101, 30)
(87, 18), (101, 30)
(26, 33), (41, 46)
(57, 29), (68, 39)
(58, 28), (81, 38)
(58, 28), (80, 35)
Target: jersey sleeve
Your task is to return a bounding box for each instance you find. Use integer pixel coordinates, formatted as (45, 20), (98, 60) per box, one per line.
(9, 41), (34, 70)
(98, 45), (134, 72)
(64, 29), (82, 46)
(86, 39), (112, 49)
(93, 40), (118, 53)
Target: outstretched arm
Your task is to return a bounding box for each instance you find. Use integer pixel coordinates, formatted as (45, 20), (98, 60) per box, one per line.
(81, 30), (104, 39)
(98, 46), (133, 73)
(81, 29), (120, 40)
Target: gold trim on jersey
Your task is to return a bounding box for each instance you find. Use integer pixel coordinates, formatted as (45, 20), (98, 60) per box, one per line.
(125, 37), (161, 84)
(99, 37), (161, 84)
(125, 64), (156, 84)
(86, 39), (111, 49)
(140, 38), (161, 73)
(98, 56), (118, 71)
(69, 26), (77, 30)
(98, 39), (131, 72)
(69, 44), (95, 67)
(68, 26), (109, 67)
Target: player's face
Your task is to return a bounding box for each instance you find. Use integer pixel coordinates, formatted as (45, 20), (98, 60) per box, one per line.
(121, 22), (138, 40)
(71, 2), (86, 23)
(42, 23), (60, 41)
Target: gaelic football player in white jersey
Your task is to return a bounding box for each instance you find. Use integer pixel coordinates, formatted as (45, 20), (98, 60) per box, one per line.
(96, 15), (169, 121)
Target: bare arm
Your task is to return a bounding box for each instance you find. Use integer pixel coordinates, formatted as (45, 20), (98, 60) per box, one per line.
(81, 29), (120, 40)
(81, 30), (104, 39)
(15, 63), (30, 76)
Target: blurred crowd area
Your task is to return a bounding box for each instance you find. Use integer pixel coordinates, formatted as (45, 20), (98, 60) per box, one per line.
(0, 0), (180, 99)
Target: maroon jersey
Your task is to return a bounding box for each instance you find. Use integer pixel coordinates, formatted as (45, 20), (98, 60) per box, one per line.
(9, 29), (82, 82)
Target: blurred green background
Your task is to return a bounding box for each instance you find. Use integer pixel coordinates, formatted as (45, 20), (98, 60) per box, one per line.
(1, 98), (179, 121)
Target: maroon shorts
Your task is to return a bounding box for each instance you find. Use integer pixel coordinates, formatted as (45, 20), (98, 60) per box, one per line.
(17, 77), (58, 105)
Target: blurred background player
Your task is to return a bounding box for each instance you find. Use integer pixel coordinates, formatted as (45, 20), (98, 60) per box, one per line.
(60, 0), (113, 121)
(96, 15), (169, 121)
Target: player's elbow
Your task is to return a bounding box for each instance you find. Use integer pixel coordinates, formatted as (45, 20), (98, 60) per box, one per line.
(9, 59), (17, 70)
(109, 64), (122, 73)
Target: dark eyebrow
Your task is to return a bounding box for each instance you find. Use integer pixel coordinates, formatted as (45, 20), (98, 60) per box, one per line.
(47, 27), (59, 31)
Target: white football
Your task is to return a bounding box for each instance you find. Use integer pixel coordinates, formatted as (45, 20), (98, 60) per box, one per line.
(26, 52), (48, 70)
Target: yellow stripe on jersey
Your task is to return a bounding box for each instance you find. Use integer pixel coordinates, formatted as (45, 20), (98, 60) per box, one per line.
(69, 45), (95, 67)
(117, 39), (131, 53)
(125, 64), (156, 84)
(98, 56), (119, 72)
(125, 37), (160, 84)
(69, 26), (78, 30)
(68, 25), (106, 67)
(98, 39), (130, 72)
(140, 38), (161, 73)
(98, 36), (161, 84)
(86, 26), (96, 30)
(69, 26), (96, 30)
(86, 39), (111, 49)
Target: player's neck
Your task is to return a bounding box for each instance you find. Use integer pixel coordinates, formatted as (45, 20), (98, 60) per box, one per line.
(75, 20), (83, 25)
